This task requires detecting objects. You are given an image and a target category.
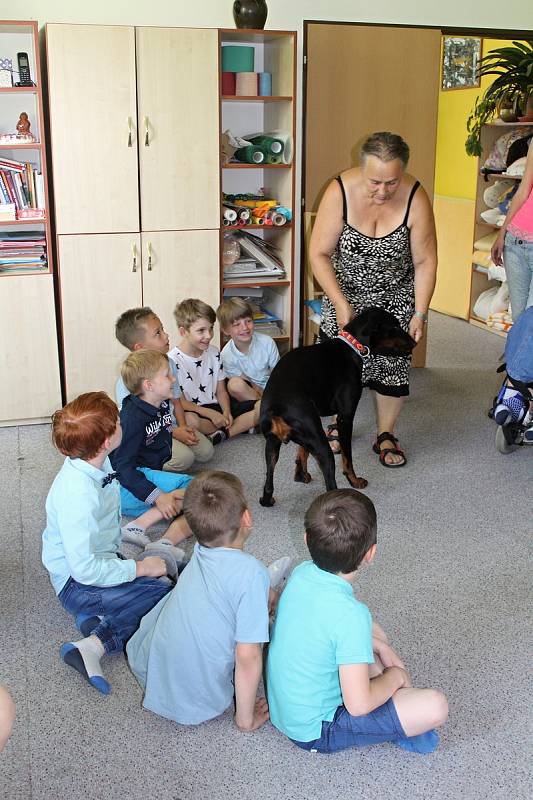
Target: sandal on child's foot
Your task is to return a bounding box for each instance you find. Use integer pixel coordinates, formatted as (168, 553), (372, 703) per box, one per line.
(372, 431), (406, 468)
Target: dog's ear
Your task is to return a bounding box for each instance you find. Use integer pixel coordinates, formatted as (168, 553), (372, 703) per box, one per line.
(372, 329), (416, 355)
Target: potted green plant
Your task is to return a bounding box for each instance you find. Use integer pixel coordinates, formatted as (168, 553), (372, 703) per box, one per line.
(465, 40), (533, 156)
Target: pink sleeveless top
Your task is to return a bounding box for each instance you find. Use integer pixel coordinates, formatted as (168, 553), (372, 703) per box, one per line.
(508, 186), (533, 242)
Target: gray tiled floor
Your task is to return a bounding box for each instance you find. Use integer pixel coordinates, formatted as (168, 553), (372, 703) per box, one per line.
(0, 312), (531, 800)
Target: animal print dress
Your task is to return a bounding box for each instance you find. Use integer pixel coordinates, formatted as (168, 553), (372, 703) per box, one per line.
(319, 175), (420, 397)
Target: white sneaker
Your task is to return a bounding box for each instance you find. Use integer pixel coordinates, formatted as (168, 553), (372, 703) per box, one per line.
(268, 556), (294, 590)
(121, 525), (151, 548)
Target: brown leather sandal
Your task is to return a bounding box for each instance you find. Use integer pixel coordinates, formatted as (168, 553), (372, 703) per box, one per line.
(372, 431), (407, 468)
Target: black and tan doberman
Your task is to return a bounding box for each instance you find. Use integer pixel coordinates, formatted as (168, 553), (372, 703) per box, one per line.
(259, 307), (416, 507)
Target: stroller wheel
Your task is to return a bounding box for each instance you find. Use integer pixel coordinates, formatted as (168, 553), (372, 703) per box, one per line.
(495, 424), (521, 454)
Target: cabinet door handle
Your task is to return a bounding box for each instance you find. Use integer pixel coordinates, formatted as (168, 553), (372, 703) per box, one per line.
(127, 116), (133, 148)
(132, 242), (137, 273)
(147, 241), (153, 271)
(143, 116), (150, 146)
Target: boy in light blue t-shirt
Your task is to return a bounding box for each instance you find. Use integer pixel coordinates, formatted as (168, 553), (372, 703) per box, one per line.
(217, 297), (279, 426)
(127, 470), (288, 730)
(267, 489), (448, 754)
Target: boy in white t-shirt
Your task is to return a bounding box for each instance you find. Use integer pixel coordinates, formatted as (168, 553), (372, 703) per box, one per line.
(168, 298), (257, 443)
(217, 298), (279, 422)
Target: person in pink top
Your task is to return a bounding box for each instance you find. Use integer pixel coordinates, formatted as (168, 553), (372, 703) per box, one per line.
(492, 143), (533, 321)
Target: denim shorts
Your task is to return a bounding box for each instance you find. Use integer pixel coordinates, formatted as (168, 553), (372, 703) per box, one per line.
(291, 698), (407, 754)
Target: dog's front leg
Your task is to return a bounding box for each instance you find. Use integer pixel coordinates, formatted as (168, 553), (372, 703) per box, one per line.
(337, 412), (368, 489)
(259, 434), (282, 507)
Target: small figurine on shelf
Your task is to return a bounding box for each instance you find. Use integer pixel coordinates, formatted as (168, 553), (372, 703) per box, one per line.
(16, 112), (35, 141)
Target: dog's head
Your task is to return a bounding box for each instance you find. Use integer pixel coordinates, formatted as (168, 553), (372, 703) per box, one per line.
(344, 307), (416, 356)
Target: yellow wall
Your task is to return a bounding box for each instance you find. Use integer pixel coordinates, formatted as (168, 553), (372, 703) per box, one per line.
(434, 38), (517, 200)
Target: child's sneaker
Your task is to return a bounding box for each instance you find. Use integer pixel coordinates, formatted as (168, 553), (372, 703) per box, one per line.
(268, 556), (294, 591)
(209, 429), (229, 446)
(137, 545), (178, 580)
(121, 524), (151, 548)
(493, 386), (528, 425)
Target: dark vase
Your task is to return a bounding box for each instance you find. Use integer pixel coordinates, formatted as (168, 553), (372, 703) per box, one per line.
(233, 0), (268, 30)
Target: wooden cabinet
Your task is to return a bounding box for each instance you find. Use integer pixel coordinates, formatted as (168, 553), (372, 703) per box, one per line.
(46, 24), (221, 401)
(0, 20), (61, 425)
(45, 25), (139, 234)
(141, 230), (220, 326)
(0, 275), (60, 423)
(136, 27), (219, 231)
(57, 234), (142, 399)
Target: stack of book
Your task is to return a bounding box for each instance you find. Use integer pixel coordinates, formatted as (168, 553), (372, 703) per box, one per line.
(0, 157), (45, 218)
(223, 230), (286, 280)
(0, 231), (47, 274)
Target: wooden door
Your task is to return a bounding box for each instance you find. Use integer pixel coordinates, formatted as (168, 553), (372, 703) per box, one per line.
(0, 276), (61, 423)
(58, 233), (142, 400)
(141, 230), (220, 339)
(136, 27), (220, 232)
(304, 24), (441, 365)
(46, 24), (139, 234)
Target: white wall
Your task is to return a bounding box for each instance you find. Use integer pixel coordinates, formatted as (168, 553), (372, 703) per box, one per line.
(2, 0), (531, 29)
(3, 0), (530, 337)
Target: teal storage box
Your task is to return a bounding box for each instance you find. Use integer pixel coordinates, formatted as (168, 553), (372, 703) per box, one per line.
(221, 45), (255, 73)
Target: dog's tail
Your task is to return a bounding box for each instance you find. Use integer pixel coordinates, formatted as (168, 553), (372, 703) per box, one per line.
(260, 407), (292, 443)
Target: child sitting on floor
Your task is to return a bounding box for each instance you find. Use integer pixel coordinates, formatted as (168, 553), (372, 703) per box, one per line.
(267, 489), (448, 754)
(110, 349), (193, 556)
(42, 392), (172, 695)
(169, 298), (257, 444)
(115, 306), (214, 471)
(127, 470), (290, 730)
(217, 297), (279, 418)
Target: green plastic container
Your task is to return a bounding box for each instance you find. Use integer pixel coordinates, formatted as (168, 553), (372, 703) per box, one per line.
(221, 45), (255, 73)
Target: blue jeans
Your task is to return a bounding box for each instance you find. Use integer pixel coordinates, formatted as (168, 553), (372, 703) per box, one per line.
(58, 574), (170, 655)
(504, 234), (533, 322)
(120, 467), (192, 517)
(291, 699), (406, 753)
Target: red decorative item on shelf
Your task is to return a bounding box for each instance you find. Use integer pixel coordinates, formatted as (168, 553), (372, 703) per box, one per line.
(221, 71), (236, 95)
(16, 208), (45, 219)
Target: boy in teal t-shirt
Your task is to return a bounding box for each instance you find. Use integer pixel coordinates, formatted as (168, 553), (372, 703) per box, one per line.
(267, 489), (448, 754)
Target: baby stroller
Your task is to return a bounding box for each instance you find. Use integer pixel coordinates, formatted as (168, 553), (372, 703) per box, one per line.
(492, 307), (533, 453)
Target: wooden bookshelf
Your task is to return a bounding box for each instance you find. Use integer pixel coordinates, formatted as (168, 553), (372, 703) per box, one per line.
(219, 28), (297, 349)
(0, 20), (60, 423)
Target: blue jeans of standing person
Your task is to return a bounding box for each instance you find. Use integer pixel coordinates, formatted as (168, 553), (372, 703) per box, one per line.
(58, 574), (170, 654)
(504, 234), (533, 321)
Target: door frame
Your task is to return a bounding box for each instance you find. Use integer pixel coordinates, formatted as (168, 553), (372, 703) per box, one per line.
(299, 20), (533, 343)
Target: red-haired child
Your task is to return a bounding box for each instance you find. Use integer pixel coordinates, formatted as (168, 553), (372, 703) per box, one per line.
(42, 392), (172, 695)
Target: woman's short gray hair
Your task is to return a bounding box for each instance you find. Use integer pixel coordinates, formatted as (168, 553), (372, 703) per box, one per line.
(360, 132), (410, 167)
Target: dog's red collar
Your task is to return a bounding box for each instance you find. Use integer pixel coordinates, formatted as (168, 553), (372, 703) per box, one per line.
(337, 330), (370, 358)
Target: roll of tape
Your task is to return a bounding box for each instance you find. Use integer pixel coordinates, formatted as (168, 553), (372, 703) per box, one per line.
(259, 72), (272, 96)
(236, 72), (258, 96)
(221, 71), (236, 95)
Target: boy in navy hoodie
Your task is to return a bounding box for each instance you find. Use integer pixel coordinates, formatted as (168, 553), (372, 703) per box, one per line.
(111, 349), (192, 550)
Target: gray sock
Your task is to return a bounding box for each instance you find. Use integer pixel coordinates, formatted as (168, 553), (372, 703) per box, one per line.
(60, 636), (110, 695)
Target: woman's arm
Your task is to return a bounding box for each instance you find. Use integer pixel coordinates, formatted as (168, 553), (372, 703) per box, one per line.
(492, 146), (533, 265)
(407, 186), (438, 342)
(309, 179), (354, 328)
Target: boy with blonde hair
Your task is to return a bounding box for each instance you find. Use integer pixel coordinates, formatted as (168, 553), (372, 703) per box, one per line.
(115, 306), (213, 470)
(267, 489), (448, 754)
(110, 349), (193, 552)
(168, 299), (257, 443)
(217, 298), (279, 415)
(42, 392), (171, 695)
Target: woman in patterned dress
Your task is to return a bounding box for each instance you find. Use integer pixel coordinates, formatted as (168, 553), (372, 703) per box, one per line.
(309, 132), (437, 466)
